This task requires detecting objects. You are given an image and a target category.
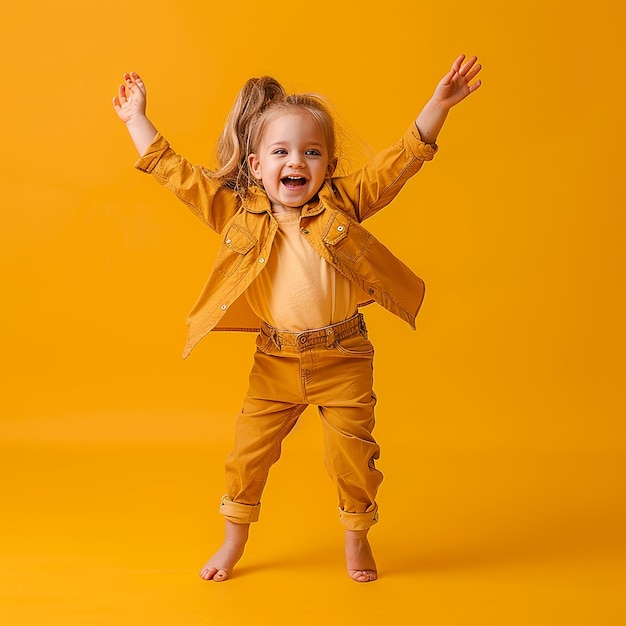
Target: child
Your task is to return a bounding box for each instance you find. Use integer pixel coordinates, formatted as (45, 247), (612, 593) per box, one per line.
(112, 55), (482, 583)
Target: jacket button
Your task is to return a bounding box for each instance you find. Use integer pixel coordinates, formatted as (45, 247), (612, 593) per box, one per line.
(221, 304), (227, 310)
(368, 288), (375, 295)
(301, 228), (310, 235)
(225, 238), (232, 245)
(337, 225), (345, 232)
(259, 257), (265, 264)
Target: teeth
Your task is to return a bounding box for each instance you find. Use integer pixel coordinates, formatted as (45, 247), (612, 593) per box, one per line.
(282, 176), (305, 183)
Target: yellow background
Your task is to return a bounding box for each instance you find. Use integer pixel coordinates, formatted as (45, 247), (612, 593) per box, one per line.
(1, 0), (624, 624)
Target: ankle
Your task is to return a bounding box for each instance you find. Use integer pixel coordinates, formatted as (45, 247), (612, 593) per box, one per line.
(224, 520), (250, 545)
(345, 528), (369, 540)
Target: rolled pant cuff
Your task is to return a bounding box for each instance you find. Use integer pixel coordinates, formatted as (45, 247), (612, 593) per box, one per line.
(338, 504), (379, 530)
(219, 496), (261, 524)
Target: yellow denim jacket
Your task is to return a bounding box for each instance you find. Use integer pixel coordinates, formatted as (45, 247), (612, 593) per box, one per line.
(135, 123), (437, 358)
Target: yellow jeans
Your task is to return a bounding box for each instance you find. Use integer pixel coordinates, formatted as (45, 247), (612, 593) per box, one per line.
(219, 313), (383, 531)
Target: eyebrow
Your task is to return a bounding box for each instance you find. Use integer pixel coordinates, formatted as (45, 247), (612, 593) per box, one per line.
(267, 141), (324, 149)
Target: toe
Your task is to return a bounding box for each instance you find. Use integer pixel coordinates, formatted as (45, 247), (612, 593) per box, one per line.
(200, 567), (218, 580)
(349, 569), (377, 583)
(213, 569), (229, 582)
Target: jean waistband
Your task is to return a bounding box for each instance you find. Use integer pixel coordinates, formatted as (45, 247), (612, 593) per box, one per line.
(261, 312), (366, 350)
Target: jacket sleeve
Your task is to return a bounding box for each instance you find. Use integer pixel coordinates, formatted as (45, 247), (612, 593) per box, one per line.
(330, 123), (438, 223)
(134, 133), (240, 233)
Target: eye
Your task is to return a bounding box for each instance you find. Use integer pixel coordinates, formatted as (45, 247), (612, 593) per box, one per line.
(272, 149), (288, 155)
(305, 149), (322, 156)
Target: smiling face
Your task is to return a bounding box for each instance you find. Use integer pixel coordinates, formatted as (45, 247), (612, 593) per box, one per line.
(248, 108), (332, 212)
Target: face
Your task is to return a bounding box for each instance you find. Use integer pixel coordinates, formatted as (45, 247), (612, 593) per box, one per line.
(248, 109), (332, 211)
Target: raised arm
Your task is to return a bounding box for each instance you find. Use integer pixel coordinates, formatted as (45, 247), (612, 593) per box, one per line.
(415, 55), (482, 145)
(112, 72), (158, 156)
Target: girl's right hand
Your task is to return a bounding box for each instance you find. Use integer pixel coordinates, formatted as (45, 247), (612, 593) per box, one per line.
(112, 72), (147, 123)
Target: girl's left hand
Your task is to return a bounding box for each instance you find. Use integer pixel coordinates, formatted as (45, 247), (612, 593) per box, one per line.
(432, 55), (482, 110)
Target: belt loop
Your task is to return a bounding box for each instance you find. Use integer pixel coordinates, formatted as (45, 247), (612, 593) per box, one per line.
(325, 327), (335, 349)
(266, 324), (282, 350)
(359, 313), (368, 340)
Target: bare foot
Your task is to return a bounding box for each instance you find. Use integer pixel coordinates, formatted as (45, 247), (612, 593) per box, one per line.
(200, 520), (249, 582)
(345, 529), (377, 582)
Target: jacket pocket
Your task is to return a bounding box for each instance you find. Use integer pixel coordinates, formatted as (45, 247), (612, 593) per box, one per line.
(212, 224), (257, 277)
(322, 211), (371, 263)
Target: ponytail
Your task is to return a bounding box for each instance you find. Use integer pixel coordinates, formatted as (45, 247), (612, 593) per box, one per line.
(210, 76), (286, 193)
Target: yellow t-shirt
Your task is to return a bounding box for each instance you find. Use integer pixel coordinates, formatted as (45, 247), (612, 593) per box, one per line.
(245, 210), (358, 331)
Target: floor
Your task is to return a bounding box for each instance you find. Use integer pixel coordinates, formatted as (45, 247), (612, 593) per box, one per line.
(1, 410), (624, 625)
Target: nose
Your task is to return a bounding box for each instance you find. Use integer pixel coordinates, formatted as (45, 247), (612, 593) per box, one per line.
(287, 155), (305, 169)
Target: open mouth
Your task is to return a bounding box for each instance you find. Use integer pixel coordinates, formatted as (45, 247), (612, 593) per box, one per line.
(281, 176), (307, 189)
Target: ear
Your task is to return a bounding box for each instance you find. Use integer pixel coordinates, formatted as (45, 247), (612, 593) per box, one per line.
(326, 157), (338, 178)
(248, 153), (262, 180)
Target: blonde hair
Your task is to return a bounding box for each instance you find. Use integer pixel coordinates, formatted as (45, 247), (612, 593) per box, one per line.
(209, 76), (337, 197)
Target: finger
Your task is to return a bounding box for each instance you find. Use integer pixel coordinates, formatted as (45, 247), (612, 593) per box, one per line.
(123, 72), (145, 100)
(468, 79), (482, 94)
(459, 56), (479, 76)
(464, 63), (482, 83)
(451, 54), (466, 73)
(123, 72), (137, 92)
(118, 83), (127, 103)
(130, 71), (146, 95)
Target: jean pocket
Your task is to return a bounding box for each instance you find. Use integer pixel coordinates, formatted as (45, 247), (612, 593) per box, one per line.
(334, 333), (375, 357)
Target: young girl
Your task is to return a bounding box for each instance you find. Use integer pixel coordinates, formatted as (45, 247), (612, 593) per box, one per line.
(112, 55), (482, 583)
